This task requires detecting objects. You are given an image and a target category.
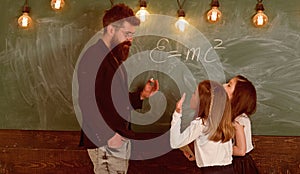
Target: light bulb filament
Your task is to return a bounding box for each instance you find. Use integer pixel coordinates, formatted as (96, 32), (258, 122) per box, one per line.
(51, 0), (65, 10)
(207, 7), (221, 23)
(252, 10), (268, 27)
(54, 0), (61, 9)
(136, 7), (149, 22)
(21, 17), (29, 27)
(175, 17), (189, 32)
(211, 11), (218, 21)
(257, 15), (264, 25)
(18, 12), (32, 28)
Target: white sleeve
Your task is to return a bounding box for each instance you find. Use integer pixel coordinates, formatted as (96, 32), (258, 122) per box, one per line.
(235, 116), (245, 126)
(235, 115), (254, 152)
(170, 111), (204, 148)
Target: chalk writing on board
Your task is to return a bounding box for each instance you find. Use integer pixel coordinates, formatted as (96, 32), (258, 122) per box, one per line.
(150, 38), (225, 64)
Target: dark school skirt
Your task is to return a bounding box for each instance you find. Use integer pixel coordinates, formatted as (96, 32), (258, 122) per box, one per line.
(197, 164), (234, 174)
(233, 152), (259, 174)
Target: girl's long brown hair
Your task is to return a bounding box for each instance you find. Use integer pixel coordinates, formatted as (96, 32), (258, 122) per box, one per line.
(196, 80), (235, 142)
(231, 75), (257, 120)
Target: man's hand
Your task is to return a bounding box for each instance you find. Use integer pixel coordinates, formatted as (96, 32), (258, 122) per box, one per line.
(140, 78), (159, 100)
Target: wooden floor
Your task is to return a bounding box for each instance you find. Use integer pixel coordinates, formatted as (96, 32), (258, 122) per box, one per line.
(0, 130), (299, 174)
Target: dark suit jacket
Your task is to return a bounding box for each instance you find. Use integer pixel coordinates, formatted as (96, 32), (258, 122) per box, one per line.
(77, 39), (142, 149)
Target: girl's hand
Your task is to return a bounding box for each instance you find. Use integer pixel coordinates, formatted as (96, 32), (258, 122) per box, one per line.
(180, 145), (196, 161)
(176, 93), (186, 113)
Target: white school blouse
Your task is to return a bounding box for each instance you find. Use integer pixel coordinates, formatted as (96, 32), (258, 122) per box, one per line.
(170, 111), (233, 168)
(235, 113), (254, 153)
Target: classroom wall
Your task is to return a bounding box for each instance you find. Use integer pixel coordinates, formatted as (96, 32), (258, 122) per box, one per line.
(0, 0), (299, 136)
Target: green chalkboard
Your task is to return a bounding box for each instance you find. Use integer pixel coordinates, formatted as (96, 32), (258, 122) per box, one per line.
(0, 0), (299, 136)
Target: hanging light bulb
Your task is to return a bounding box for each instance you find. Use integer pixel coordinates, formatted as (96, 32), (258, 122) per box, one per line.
(136, 0), (150, 22)
(175, 9), (189, 32)
(51, 0), (65, 11)
(207, 0), (221, 23)
(252, 0), (268, 27)
(18, 0), (32, 28)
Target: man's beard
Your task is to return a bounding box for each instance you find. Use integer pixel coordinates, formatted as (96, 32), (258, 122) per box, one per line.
(111, 40), (132, 62)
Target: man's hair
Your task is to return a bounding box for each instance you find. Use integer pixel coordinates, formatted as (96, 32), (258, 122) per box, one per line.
(103, 3), (140, 31)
